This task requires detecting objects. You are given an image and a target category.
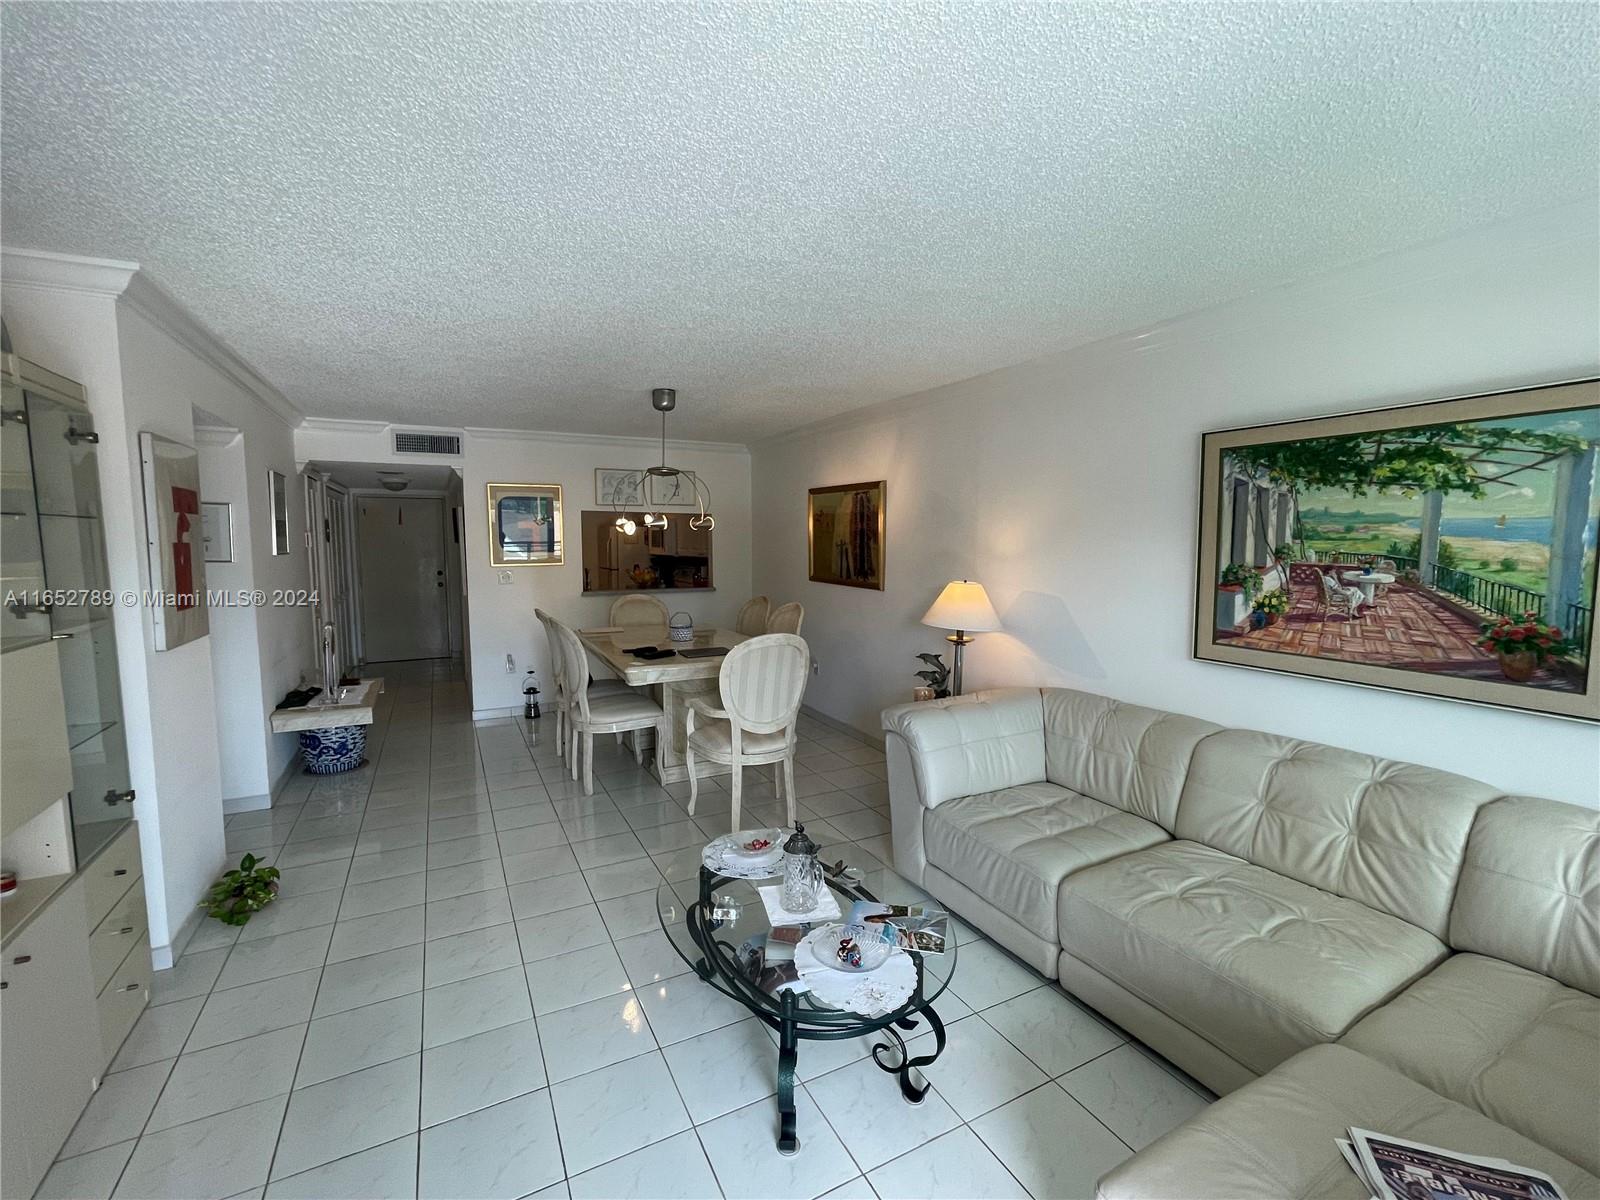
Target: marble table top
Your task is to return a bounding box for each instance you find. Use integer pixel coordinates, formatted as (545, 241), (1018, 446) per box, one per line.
(269, 677), (384, 733)
(579, 625), (748, 685)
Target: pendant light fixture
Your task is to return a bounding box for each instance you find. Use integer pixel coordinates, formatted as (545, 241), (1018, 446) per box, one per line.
(611, 387), (716, 534)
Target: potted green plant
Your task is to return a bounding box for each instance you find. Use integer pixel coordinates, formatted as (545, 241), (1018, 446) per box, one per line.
(1476, 612), (1575, 683)
(1219, 562), (1262, 601)
(1250, 588), (1290, 629)
(201, 854), (281, 926)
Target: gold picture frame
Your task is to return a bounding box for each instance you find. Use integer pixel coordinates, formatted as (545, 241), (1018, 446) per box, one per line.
(808, 480), (886, 589)
(486, 482), (563, 567)
(1194, 379), (1599, 722)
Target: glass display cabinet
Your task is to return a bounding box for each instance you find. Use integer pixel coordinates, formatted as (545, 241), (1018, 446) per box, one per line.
(1, 351), (134, 863)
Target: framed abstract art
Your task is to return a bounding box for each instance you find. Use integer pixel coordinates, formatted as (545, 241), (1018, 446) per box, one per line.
(138, 432), (210, 650)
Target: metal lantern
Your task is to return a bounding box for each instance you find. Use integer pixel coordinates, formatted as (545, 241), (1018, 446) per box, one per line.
(780, 823), (824, 913)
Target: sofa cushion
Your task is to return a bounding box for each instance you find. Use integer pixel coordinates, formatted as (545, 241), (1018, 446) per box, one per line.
(924, 782), (1168, 943)
(1174, 730), (1498, 937)
(1095, 1044), (1600, 1200)
(881, 689), (1045, 808)
(1341, 953), (1600, 1176)
(1041, 688), (1220, 832)
(1449, 795), (1600, 996)
(1058, 840), (1447, 1074)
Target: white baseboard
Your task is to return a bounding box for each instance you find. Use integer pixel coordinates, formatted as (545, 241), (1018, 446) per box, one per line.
(153, 904), (204, 971)
(268, 753), (302, 801)
(799, 704), (885, 750)
(472, 705), (523, 721)
(222, 791), (271, 815)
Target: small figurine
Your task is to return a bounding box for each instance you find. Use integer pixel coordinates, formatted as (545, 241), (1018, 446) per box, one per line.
(914, 652), (952, 699)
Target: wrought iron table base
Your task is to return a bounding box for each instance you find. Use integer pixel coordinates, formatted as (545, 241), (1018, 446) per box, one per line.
(686, 875), (951, 1154)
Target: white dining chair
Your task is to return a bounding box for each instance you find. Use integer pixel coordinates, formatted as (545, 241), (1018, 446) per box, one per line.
(551, 619), (666, 795)
(610, 594), (669, 627)
(684, 633), (809, 831)
(766, 601), (804, 635)
(735, 595), (771, 637)
(536, 609), (627, 764)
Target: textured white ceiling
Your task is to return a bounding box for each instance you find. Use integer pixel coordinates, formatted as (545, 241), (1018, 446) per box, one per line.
(2, 3), (1596, 442)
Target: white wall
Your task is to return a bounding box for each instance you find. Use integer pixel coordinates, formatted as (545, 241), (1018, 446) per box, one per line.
(294, 423), (752, 715)
(195, 424), (269, 804)
(751, 205), (1600, 808)
(2, 253), (312, 958)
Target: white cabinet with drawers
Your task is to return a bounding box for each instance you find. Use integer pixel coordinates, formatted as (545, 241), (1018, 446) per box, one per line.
(0, 876), (99, 1200)
(0, 822), (149, 1199)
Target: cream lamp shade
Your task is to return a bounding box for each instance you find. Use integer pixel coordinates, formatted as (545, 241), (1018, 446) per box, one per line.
(921, 580), (1001, 633)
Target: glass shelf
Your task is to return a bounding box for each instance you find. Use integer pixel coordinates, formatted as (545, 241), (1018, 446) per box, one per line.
(10, 372), (133, 862)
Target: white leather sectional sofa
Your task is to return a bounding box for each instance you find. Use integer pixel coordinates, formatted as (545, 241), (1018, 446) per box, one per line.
(882, 687), (1599, 1198)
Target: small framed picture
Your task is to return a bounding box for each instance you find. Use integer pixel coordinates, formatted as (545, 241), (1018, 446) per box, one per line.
(201, 501), (233, 562)
(488, 482), (563, 566)
(596, 468), (644, 506)
(268, 469), (290, 556)
(647, 470), (699, 506)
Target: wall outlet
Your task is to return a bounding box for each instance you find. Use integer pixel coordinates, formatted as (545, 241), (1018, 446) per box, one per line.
(505, 654), (516, 673)
(497, 570), (513, 584)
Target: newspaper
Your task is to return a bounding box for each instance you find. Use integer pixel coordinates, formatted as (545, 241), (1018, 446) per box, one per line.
(847, 900), (950, 954)
(1343, 1129), (1568, 1200)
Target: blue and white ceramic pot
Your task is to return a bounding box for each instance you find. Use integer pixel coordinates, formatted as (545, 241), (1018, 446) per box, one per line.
(298, 725), (367, 774)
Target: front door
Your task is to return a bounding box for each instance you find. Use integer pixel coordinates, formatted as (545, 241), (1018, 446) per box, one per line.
(357, 496), (448, 660)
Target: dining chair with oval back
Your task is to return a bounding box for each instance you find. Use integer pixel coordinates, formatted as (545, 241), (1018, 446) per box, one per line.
(766, 601), (804, 635)
(551, 618), (666, 795)
(536, 609), (628, 765)
(611, 594), (669, 627)
(684, 633), (810, 831)
(735, 595), (771, 637)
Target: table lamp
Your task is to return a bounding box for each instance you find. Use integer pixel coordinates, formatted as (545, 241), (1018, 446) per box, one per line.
(921, 579), (1001, 696)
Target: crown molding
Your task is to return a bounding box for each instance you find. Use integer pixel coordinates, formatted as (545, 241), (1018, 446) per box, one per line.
(2, 247), (303, 429)
(1, 247), (140, 296)
(462, 425), (749, 454)
(298, 417), (392, 434)
(193, 424), (241, 447)
(120, 273), (303, 429)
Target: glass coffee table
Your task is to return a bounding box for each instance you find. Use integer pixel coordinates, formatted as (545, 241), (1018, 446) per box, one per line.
(657, 853), (957, 1154)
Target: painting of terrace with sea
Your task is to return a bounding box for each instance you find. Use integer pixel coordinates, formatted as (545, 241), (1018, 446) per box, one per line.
(1213, 404), (1597, 694)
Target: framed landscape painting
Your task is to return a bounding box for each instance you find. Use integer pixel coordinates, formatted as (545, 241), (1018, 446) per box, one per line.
(1194, 380), (1600, 722)
(809, 480), (885, 589)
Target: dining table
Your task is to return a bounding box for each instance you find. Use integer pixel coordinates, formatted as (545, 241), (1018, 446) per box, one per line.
(576, 623), (749, 784)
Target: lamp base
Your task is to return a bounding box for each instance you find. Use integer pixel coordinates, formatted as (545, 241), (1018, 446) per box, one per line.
(945, 631), (975, 696)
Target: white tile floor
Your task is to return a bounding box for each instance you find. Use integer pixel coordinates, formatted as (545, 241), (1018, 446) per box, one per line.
(41, 659), (1211, 1200)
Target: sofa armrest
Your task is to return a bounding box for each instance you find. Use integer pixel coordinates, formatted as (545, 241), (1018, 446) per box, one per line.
(880, 689), (1047, 809)
(884, 731), (929, 885)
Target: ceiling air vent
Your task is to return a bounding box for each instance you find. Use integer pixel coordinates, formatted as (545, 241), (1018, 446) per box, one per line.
(392, 429), (462, 456)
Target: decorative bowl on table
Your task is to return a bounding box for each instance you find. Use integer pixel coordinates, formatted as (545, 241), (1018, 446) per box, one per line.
(811, 922), (893, 973)
(725, 829), (784, 864)
(702, 829), (787, 879)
